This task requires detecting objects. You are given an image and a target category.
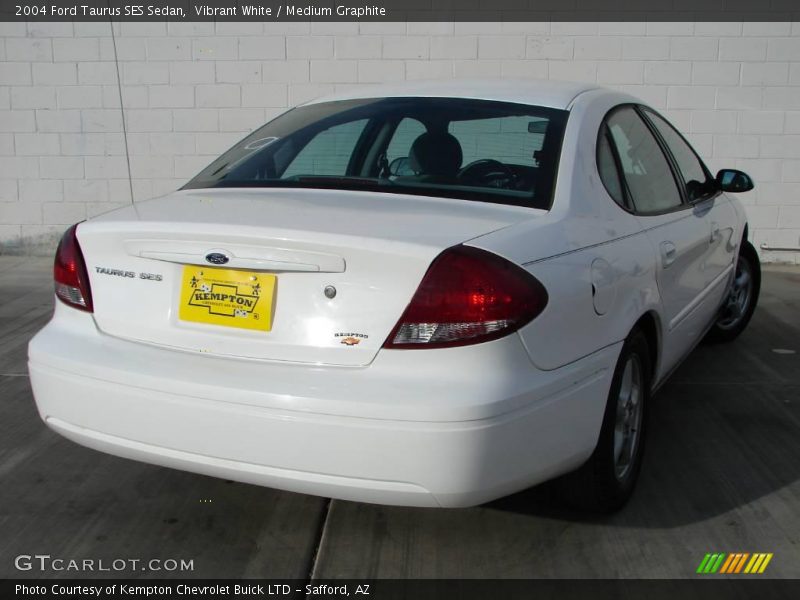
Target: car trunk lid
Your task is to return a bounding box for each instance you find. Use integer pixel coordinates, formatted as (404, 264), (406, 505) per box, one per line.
(77, 188), (539, 366)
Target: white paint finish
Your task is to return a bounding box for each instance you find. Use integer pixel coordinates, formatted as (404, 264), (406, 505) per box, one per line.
(521, 87), (738, 379)
(29, 305), (618, 507)
(590, 258), (616, 316)
(78, 188), (536, 367)
(635, 198), (738, 374)
(27, 88), (753, 506)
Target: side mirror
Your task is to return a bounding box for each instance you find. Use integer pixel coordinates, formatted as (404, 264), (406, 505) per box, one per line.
(388, 157), (415, 177)
(716, 169), (754, 193)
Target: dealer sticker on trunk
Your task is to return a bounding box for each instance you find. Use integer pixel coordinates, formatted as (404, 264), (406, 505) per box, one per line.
(178, 266), (276, 332)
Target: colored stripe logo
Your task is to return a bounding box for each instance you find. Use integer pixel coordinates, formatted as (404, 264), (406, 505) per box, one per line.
(697, 553), (773, 574)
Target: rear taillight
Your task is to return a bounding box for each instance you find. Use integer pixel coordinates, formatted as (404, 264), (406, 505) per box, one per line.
(383, 245), (547, 349)
(54, 223), (93, 312)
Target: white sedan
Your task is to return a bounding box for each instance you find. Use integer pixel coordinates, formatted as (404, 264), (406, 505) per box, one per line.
(28, 80), (760, 511)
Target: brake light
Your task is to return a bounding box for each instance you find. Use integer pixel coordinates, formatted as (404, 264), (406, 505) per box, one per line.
(54, 223), (93, 312)
(383, 245), (547, 349)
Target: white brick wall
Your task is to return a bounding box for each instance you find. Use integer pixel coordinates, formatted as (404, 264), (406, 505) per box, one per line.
(1, 21), (799, 262)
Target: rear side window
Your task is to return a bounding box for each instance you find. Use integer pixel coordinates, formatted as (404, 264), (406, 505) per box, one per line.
(597, 130), (626, 208)
(604, 107), (683, 214)
(643, 109), (716, 202)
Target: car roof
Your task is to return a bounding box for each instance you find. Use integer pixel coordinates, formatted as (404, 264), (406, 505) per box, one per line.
(303, 79), (602, 111)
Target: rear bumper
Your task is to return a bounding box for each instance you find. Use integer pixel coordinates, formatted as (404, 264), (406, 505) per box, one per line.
(28, 304), (620, 507)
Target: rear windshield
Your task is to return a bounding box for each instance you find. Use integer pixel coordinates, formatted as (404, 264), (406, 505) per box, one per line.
(184, 97), (569, 210)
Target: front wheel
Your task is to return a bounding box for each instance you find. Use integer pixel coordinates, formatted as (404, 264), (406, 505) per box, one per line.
(705, 241), (761, 344)
(556, 328), (651, 513)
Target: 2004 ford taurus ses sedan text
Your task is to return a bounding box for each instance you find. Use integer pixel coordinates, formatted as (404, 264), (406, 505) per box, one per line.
(28, 80), (760, 511)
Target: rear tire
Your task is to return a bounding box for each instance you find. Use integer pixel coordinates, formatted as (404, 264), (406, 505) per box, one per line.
(557, 328), (651, 513)
(704, 241), (760, 344)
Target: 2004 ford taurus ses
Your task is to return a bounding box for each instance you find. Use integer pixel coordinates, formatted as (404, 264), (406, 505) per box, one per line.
(28, 80), (760, 511)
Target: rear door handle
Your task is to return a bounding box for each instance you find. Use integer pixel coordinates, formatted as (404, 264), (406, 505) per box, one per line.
(660, 241), (677, 268)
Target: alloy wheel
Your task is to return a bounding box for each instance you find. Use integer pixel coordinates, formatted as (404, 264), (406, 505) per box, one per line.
(717, 255), (753, 330)
(613, 354), (643, 481)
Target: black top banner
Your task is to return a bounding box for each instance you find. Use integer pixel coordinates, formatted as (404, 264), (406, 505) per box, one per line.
(2, 0), (800, 22)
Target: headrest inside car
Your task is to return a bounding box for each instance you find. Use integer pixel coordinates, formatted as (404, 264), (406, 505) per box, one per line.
(408, 132), (463, 177)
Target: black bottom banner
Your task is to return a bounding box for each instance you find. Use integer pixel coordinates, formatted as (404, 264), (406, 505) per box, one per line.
(4, 579), (800, 600)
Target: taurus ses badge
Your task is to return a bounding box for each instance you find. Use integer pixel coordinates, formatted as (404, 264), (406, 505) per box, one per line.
(205, 252), (230, 265)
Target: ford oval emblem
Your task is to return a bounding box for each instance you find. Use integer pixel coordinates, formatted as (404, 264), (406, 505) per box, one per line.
(205, 252), (229, 265)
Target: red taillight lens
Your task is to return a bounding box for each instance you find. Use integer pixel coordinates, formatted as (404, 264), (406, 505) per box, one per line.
(383, 245), (547, 349)
(54, 223), (93, 312)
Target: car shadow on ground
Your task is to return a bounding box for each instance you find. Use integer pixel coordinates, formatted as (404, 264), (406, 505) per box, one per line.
(488, 305), (800, 528)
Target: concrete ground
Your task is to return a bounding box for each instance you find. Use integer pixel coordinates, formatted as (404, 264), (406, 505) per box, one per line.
(0, 257), (798, 579)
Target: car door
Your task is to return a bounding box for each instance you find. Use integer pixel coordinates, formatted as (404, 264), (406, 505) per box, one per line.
(641, 107), (738, 299)
(602, 105), (715, 376)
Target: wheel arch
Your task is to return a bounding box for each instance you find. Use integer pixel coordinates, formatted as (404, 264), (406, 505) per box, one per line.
(632, 310), (661, 385)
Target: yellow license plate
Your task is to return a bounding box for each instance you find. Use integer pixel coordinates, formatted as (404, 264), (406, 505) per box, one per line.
(178, 266), (276, 332)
